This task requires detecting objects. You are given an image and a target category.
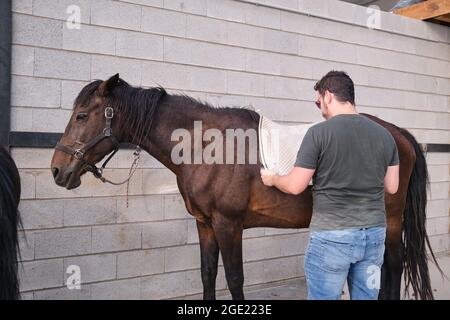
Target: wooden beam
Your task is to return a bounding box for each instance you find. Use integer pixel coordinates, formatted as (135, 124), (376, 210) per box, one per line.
(394, 0), (450, 20)
(433, 13), (450, 23)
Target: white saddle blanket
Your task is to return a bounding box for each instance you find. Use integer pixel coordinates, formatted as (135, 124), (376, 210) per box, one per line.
(258, 116), (322, 183)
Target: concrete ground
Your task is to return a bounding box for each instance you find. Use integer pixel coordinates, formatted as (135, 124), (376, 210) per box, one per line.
(185, 252), (450, 300)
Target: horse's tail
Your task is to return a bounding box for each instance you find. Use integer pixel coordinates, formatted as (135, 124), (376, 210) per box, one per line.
(0, 146), (22, 300)
(400, 128), (442, 300)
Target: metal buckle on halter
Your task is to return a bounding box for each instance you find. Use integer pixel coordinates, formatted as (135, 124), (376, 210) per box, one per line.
(103, 127), (113, 136)
(74, 149), (84, 160)
(105, 107), (114, 119)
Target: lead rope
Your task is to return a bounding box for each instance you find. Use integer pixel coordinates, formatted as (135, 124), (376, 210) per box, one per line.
(97, 146), (141, 208)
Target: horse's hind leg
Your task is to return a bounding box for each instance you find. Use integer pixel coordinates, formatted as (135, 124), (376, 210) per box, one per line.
(379, 224), (403, 300)
(197, 220), (220, 300)
(212, 215), (245, 300)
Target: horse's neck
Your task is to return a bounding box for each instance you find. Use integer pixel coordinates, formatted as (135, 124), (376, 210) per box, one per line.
(127, 95), (200, 176)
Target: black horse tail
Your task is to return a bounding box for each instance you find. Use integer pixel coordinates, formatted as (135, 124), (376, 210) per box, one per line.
(400, 128), (442, 300)
(0, 146), (22, 300)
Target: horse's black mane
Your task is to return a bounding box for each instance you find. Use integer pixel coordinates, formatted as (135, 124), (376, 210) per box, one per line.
(74, 79), (260, 143)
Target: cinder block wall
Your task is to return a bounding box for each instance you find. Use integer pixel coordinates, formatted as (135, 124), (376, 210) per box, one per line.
(11, 0), (449, 299)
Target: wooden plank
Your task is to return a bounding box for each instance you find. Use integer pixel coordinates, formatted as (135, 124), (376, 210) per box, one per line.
(433, 13), (450, 23)
(394, 0), (450, 20)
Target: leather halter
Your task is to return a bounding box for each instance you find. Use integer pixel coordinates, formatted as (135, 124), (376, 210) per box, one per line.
(55, 106), (120, 181)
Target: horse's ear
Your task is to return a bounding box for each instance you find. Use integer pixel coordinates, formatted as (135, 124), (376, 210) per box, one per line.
(98, 73), (120, 96)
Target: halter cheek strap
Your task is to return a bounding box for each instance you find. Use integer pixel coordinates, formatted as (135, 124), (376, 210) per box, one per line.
(55, 106), (138, 183)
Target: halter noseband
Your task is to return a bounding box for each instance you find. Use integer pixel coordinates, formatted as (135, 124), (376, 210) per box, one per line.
(55, 106), (121, 181)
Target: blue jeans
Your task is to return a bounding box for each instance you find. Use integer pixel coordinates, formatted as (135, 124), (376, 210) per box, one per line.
(304, 226), (386, 300)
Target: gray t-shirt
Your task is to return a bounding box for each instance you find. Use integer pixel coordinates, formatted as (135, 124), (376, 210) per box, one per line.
(295, 113), (399, 231)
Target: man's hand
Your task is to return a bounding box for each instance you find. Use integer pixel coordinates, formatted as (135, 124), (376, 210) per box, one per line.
(260, 168), (276, 187)
(260, 167), (316, 195)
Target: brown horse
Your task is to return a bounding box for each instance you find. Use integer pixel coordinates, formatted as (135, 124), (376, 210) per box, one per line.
(51, 74), (439, 300)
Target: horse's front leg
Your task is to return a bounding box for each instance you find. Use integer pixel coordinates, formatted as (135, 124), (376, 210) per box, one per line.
(197, 220), (220, 300)
(212, 214), (245, 300)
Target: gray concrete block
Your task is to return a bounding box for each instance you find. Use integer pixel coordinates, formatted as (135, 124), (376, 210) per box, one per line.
(63, 24), (116, 55)
(142, 61), (228, 93)
(263, 256), (301, 282)
(92, 224), (141, 253)
(116, 30), (164, 60)
(34, 48), (91, 81)
(61, 80), (88, 109)
(90, 278), (140, 299)
(19, 199), (64, 230)
(20, 259), (63, 291)
(227, 71), (265, 96)
(63, 197), (117, 226)
(207, 0), (247, 23)
(243, 228), (266, 239)
(11, 76), (61, 108)
(186, 15), (228, 43)
(264, 76), (308, 100)
(35, 227), (91, 259)
(165, 244), (200, 272)
(428, 182), (450, 200)
(263, 29), (298, 55)
(117, 248), (165, 278)
(164, 37), (246, 71)
(141, 271), (186, 299)
(426, 217), (449, 236)
(246, 50), (281, 75)
(18, 170), (36, 199)
(254, 0), (298, 10)
(33, 0), (91, 23)
(428, 165), (449, 183)
(227, 22), (264, 50)
(117, 195), (164, 223)
(63, 253), (116, 283)
(243, 260), (265, 286)
(12, 148), (54, 169)
(426, 199), (450, 219)
(31, 109), (73, 133)
(428, 234), (449, 254)
(141, 7), (187, 37)
(11, 45), (34, 76)
(165, 0), (207, 15)
(427, 153), (450, 165)
(91, 0), (141, 31)
(245, 3), (281, 29)
(13, 14), (62, 48)
(91, 55), (142, 86)
(18, 231), (35, 261)
(121, 0), (163, 7)
(13, 0), (32, 14)
(243, 236), (282, 262)
(164, 194), (189, 220)
(33, 286), (91, 300)
(279, 55), (314, 79)
(142, 220), (188, 248)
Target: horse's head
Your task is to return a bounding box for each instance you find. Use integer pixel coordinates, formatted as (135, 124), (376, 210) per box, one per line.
(51, 74), (123, 189)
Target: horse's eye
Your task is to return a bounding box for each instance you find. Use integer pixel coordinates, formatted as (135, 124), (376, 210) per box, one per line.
(76, 113), (88, 121)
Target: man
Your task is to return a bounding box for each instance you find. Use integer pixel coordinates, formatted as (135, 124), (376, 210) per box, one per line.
(260, 71), (399, 300)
